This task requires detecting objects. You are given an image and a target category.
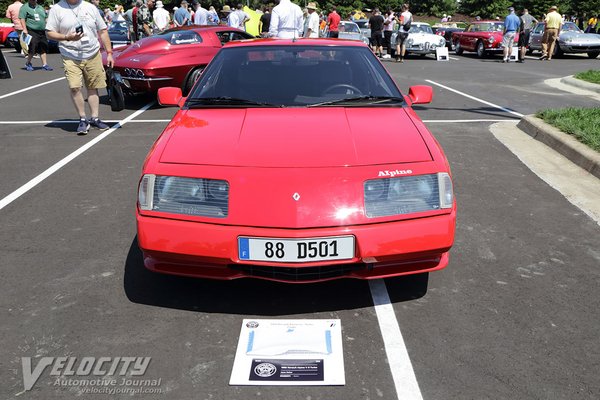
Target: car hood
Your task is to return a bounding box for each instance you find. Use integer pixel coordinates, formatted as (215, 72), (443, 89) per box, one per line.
(559, 32), (600, 43)
(408, 33), (441, 42)
(159, 107), (432, 167)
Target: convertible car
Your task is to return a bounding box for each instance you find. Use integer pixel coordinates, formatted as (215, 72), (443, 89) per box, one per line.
(528, 21), (600, 58)
(391, 22), (446, 57)
(452, 21), (517, 58)
(102, 25), (253, 97)
(136, 39), (456, 282)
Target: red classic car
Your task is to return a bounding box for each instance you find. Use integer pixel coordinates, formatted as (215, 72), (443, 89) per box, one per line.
(136, 39), (456, 283)
(103, 25), (253, 97)
(452, 21), (518, 57)
(0, 23), (15, 47)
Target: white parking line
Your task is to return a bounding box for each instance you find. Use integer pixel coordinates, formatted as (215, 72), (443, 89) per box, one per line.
(0, 77), (65, 100)
(425, 79), (525, 118)
(0, 119), (170, 124)
(449, 56), (460, 61)
(423, 119), (517, 123)
(369, 279), (423, 400)
(0, 102), (154, 212)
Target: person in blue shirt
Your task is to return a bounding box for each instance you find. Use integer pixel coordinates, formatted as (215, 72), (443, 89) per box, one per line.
(173, 0), (191, 27)
(502, 6), (520, 62)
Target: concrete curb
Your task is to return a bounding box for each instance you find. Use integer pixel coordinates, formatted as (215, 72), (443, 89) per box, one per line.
(517, 115), (600, 180)
(560, 75), (600, 94)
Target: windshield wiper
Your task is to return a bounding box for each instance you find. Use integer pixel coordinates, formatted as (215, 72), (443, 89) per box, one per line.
(308, 95), (405, 107)
(186, 97), (280, 108)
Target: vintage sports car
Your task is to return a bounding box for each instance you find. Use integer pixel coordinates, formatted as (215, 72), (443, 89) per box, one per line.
(528, 22), (600, 58)
(136, 39), (456, 282)
(102, 25), (253, 97)
(338, 21), (370, 46)
(0, 23), (14, 47)
(354, 19), (372, 44)
(391, 22), (446, 57)
(5, 29), (59, 53)
(452, 21), (517, 58)
(432, 22), (465, 49)
(108, 21), (130, 49)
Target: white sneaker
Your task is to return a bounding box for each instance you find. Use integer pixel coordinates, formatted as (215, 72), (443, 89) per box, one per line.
(382, 54), (391, 59)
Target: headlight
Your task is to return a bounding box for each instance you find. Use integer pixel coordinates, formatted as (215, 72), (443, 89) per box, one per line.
(562, 38), (572, 43)
(138, 174), (229, 218)
(364, 173), (453, 218)
(439, 38), (445, 46)
(407, 38), (414, 46)
(487, 37), (495, 43)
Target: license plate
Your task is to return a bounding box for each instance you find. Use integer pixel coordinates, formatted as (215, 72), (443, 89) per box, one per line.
(238, 236), (355, 263)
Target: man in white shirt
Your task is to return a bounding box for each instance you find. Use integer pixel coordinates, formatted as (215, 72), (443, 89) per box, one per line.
(232, 3), (249, 31)
(46, 0), (114, 135)
(152, 0), (170, 32)
(193, 1), (208, 25)
(268, 0), (303, 38)
(304, 2), (319, 37)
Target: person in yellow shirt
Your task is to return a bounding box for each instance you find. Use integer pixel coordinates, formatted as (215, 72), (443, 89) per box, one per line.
(586, 16), (598, 33)
(540, 5), (562, 60)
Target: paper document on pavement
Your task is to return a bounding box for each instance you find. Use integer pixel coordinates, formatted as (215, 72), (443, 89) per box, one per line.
(230, 319), (345, 385)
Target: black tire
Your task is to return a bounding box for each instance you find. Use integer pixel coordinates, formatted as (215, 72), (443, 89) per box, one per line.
(526, 48), (533, 55)
(183, 67), (204, 96)
(588, 51), (600, 59)
(454, 40), (463, 55)
(476, 40), (486, 58)
(553, 44), (563, 57)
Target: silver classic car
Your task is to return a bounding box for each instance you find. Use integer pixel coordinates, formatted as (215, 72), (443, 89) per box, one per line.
(529, 21), (600, 58)
(338, 21), (371, 46)
(391, 22), (446, 57)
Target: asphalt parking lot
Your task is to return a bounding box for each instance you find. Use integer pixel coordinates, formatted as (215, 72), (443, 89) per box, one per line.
(1, 47), (599, 399)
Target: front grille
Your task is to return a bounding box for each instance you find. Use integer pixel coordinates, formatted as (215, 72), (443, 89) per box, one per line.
(229, 263), (365, 282)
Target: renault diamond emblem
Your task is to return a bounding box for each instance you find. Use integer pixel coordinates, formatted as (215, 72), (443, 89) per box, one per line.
(292, 193), (300, 201)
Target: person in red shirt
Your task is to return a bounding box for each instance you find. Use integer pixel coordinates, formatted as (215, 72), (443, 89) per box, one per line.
(327, 6), (340, 38)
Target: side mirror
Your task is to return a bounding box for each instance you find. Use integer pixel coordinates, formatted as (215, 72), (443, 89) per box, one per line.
(157, 87), (184, 107)
(408, 85), (433, 105)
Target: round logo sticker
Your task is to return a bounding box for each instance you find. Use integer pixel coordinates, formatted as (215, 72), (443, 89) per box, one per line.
(246, 321), (259, 328)
(254, 363), (277, 378)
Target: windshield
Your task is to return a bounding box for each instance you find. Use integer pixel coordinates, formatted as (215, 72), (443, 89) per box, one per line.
(410, 25), (433, 34)
(561, 22), (581, 33)
(155, 29), (203, 45)
(355, 20), (369, 29)
(339, 22), (360, 33)
(188, 45), (403, 108)
(470, 22), (504, 32)
(109, 21), (128, 32)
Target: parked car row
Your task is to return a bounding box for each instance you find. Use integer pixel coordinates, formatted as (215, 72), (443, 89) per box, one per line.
(451, 20), (600, 59)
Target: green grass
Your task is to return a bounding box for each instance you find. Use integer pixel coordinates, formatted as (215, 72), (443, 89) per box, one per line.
(574, 70), (600, 85)
(0, 18), (11, 23)
(537, 108), (600, 152)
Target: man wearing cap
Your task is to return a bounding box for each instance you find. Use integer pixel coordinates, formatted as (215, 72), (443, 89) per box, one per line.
(540, 5), (561, 60)
(268, 0), (303, 39)
(501, 6), (520, 62)
(153, 1), (170, 33)
(173, 0), (190, 26)
(304, 2), (319, 38)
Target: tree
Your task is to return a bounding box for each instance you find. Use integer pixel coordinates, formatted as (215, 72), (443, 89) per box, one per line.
(459, 0), (511, 19)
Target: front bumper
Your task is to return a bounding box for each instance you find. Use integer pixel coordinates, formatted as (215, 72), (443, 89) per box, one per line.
(113, 70), (172, 93)
(136, 210), (456, 283)
(406, 44), (444, 54)
(559, 43), (600, 53)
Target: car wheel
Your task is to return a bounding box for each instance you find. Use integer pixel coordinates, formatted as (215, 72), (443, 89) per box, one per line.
(476, 41), (486, 58)
(553, 45), (563, 58)
(183, 67), (204, 96)
(526, 48), (533, 55)
(454, 41), (463, 55)
(587, 51), (600, 59)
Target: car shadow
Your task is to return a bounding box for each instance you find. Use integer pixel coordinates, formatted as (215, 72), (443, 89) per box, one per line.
(123, 237), (429, 316)
(412, 105), (519, 119)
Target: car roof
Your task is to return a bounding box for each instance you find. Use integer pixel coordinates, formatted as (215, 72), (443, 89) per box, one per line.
(223, 38), (368, 48)
(164, 25), (245, 34)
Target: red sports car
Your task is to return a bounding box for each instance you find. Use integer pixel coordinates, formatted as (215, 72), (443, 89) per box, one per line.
(452, 21), (519, 58)
(136, 39), (456, 283)
(103, 25), (253, 96)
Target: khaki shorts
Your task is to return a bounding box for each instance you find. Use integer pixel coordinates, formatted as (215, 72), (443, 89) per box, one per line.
(63, 52), (106, 90)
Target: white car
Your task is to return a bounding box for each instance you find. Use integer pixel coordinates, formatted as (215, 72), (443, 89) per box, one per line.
(391, 22), (446, 57)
